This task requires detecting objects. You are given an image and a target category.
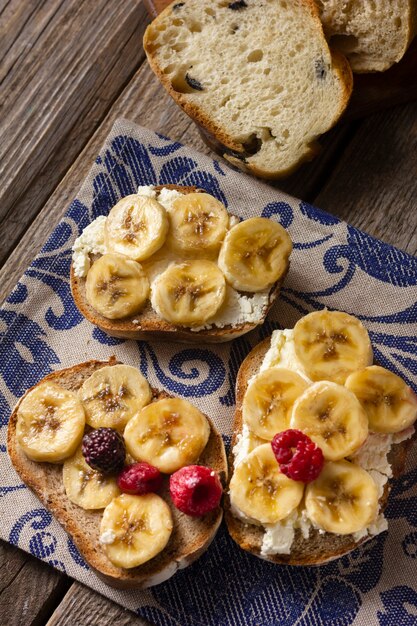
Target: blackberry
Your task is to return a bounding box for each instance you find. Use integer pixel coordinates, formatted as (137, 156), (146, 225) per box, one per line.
(82, 427), (126, 474)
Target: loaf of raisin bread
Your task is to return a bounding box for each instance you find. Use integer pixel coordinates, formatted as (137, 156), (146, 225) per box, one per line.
(144, 0), (353, 179)
(317, 0), (417, 72)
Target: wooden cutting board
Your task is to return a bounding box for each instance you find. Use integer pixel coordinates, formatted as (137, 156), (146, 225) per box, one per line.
(143, 0), (417, 120)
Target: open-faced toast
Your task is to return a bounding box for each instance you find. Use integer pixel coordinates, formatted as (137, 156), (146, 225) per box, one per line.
(225, 314), (417, 565)
(70, 185), (290, 343)
(8, 358), (227, 588)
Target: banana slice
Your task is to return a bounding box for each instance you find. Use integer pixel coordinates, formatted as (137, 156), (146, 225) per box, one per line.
(242, 368), (309, 440)
(293, 310), (373, 384)
(80, 365), (152, 431)
(100, 493), (173, 568)
(124, 398), (210, 473)
(305, 460), (379, 534)
(16, 382), (85, 462)
(85, 253), (149, 320)
(345, 365), (417, 434)
(290, 381), (368, 461)
(229, 443), (304, 525)
(218, 217), (292, 292)
(105, 195), (168, 261)
(167, 192), (229, 255)
(63, 446), (120, 509)
(152, 260), (226, 326)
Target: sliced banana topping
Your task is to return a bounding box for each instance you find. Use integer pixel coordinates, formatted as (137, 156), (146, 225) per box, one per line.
(105, 195), (168, 261)
(167, 192), (229, 254)
(16, 382), (85, 462)
(63, 446), (120, 509)
(80, 365), (152, 431)
(218, 217), (292, 292)
(290, 381), (368, 461)
(100, 493), (173, 568)
(345, 365), (417, 434)
(85, 253), (150, 320)
(242, 367), (309, 441)
(293, 310), (373, 384)
(229, 443), (304, 525)
(305, 460), (379, 534)
(124, 398), (210, 473)
(152, 260), (226, 326)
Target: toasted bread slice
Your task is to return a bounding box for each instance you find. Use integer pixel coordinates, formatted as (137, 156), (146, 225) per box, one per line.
(224, 338), (416, 565)
(8, 358), (227, 588)
(70, 185), (287, 343)
(143, 0), (353, 179)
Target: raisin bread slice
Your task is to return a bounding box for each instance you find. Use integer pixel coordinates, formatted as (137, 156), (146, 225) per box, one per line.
(144, 0), (353, 179)
(316, 0), (417, 73)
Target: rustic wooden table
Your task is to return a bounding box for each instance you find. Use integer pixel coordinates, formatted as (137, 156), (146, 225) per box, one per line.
(1, 1), (417, 624)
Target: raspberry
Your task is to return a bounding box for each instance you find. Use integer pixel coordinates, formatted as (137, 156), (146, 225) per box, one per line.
(82, 428), (125, 474)
(271, 429), (324, 483)
(169, 465), (223, 517)
(117, 462), (163, 495)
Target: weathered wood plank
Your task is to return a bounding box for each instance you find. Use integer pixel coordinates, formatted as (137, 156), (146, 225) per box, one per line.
(0, 0), (64, 82)
(0, 0), (150, 266)
(315, 101), (417, 255)
(0, 540), (70, 626)
(45, 583), (150, 626)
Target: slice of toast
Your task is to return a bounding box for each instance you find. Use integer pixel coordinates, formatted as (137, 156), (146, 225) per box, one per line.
(143, 0), (353, 179)
(224, 338), (416, 565)
(70, 185), (287, 343)
(317, 0), (417, 73)
(8, 358), (227, 588)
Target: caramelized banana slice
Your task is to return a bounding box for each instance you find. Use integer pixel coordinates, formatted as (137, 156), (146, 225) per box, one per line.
(242, 367), (309, 440)
(218, 217), (292, 292)
(293, 310), (373, 384)
(229, 443), (304, 524)
(167, 192), (229, 254)
(80, 365), (152, 431)
(85, 253), (149, 320)
(100, 493), (173, 568)
(290, 381), (368, 460)
(16, 382), (85, 462)
(63, 446), (120, 509)
(105, 195), (168, 261)
(345, 365), (417, 433)
(151, 260), (226, 326)
(124, 398), (210, 473)
(305, 460), (379, 534)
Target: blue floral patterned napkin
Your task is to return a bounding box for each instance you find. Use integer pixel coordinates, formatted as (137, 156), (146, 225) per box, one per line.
(1, 119), (416, 626)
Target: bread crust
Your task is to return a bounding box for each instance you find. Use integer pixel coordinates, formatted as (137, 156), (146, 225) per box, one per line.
(70, 185), (286, 342)
(143, 1), (353, 179)
(8, 359), (227, 588)
(224, 338), (416, 565)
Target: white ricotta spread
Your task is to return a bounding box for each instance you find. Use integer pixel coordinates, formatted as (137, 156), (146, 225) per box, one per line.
(71, 185), (269, 330)
(260, 328), (312, 382)
(72, 215), (107, 278)
(99, 529), (116, 545)
(230, 328), (416, 555)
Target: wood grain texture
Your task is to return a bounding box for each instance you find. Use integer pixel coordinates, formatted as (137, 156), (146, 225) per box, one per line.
(0, 0), (150, 267)
(316, 101), (417, 255)
(45, 583), (151, 626)
(0, 541), (70, 626)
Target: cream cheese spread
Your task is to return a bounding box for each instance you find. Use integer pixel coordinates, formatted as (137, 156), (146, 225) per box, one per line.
(99, 529), (116, 545)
